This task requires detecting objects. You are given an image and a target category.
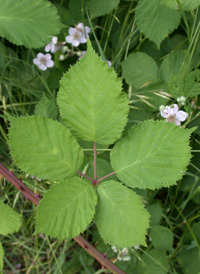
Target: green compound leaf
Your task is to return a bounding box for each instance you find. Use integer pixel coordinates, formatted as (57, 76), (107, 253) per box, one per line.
(0, 0), (62, 48)
(111, 120), (193, 190)
(0, 201), (21, 236)
(57, 40), (129, 145)
(136, 0), (181, 48)
(121, 52), (159, 89)
(161, 0), (200, 11)
(87, 0), (120, 18)
(95, 181), (150, 247)
(8, 116), (84, 181)
(150, 225), (174, 251)
(35, 177), (98, 239)
(0, 242), (4, 270)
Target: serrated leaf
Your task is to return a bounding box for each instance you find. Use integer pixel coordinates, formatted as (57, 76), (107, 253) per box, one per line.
(110, 120), (193, 190)
(8, 116), (84, 181)
(34, 94), (59, 120)
(161, 0), (200, 11)
(121, 52), (159, 89)
(136, 0), (181, 48)
(150, 225), (174, 251)
(160, 51), (188, 85)
(183, 70), (200, 98)
(87, 0), (120, 18)
(0, 201), (21, 236)
(178, 247), (200, 274)
(35, 177), (98, 239)
(0, 242), (3, 270)
(147, 203), (163, 226)
(57, 40), (129, 145)
(138, 249), (169, 274)
(0, 0), (62, 48)
(95, 181), (150, 247)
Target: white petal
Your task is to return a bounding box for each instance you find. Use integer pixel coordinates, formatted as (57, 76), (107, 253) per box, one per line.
(33, 58), (40, 65)
(45, 53), (52, 60)
(107, 60), (112, 67)
(175, 119), (181, 126)
(38, 64), (47, 71)
(170, 104), (178, 114)
(46, 60), (54, 68)
(37, 52), (44, 59)
(72, 39), (80, 47)
(65, 35), (73, 43)
(69, 27), (77, 36)
(161, 109), (170, 118)
(45, 44), (51, 52)
(76, 23), (84, 31)
(176, 110), (188, 122)
(52, 36), (57, 44)
(123, 256), (131, 261)
(79, 36), (87, 43)
(85, 26), (91, 34)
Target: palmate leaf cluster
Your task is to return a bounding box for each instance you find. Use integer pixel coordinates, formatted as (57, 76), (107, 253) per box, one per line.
(7, 41), (194, 249)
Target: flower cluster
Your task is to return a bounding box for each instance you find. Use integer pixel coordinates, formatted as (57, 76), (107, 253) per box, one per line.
(112, 246), (131, 261)
(33, 23), (91, 71)
(160, 104), (188, 126)
(177, 96), (186, 106)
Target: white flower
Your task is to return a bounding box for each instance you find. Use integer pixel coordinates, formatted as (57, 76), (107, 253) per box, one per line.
(111, 246), (118, 253)
(117, 248), (131, 261)
(160, 104), (188, 126)
(76, 23), (91, 37)
(177, 96), (186, 105)
(45, 36), (66, 53)
(65, 23), (91, 47)
(33, 53), (54, 71)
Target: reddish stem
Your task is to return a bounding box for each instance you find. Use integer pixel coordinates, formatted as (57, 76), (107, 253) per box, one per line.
(0, 162), (125, 274)
(77, 171), (94, 183)
(97, 171), (116, 183)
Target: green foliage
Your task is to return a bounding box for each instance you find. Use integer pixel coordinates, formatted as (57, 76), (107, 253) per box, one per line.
(34, 94), (59, 120)
(161, 0), (200, 11)
(86, 158), (117, 182)
(95, 181), (150, 247)
(178, 247), (200, 274)
(150, 225), (174, 251)
(35, 178), (98, 239)
(111, 120), (193, 190)
(8, 116), (84, 180)
(138, 249), (169, 274)
(147, 203), (162, 226)
(136, 0), (181, 48)
(183, 70), (200, 98)
(160, 51), (188, 85)
(0, 201), (21, 236)
(0, 0), (62, 48)
(87, 0), (120, 18)
(57, 40), (129, 145)
(121, 52), (159, 89)
(0, 242), (3, 270)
